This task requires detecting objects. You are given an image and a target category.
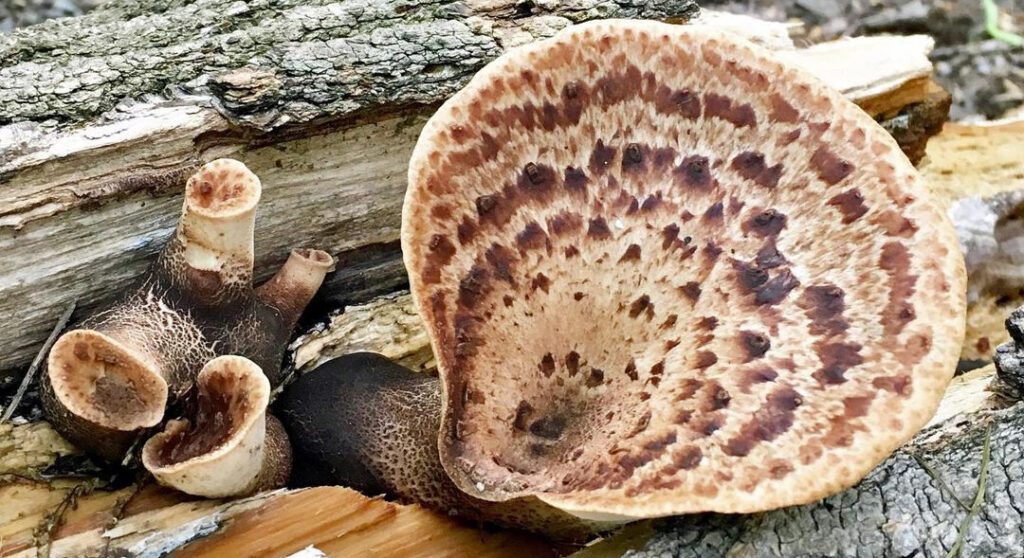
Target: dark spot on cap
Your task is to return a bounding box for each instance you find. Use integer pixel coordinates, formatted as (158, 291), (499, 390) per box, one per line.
(564, 166), (588, 193)
(458, 265), (490, 309)
(740, 366), (778, 392)
(694, 350), (718, 369)
(828, 188), (869, 224)
(703, 93), (756, 128)
(518, 162), (556, 199)
(655, 86), (702, 119)
(672, 447), (702, 470)
(573, 291), (584, 301)
(619, 243), (642, 262)
(770, 94), (800, 123)
(650, 360), (665, 377)
(734, 260), (769, 291)
(696, 316), (718, 331)
(587, 217), (612, 240)
(799, 285), (848, 336)
(694, 415), (723, 436)
(811, 146), (855, 185)
(675, 155), (711, 189)
(547, 211), (583, 236)
(624, 359), (639, 381)
(641, 194), (662, 212)
(585, 368), (604, 388)
(623, 143), (644, 172)
(731, 151), (782, 189)
(662, 223), (680, 250)
(629, 294), (652, 319)
(755, 268), (800, 306)
(744, 208), (787, 237)
(515, 221), (549, 252)
(740, 331), (771, 361)
(679, 281), (701, 302)
(756, 242), (786, 269)
(589, 140), (617, 175)
(513, 401), (534, 431)
(538, 352), (555, 377)
(565, 351), (580, 376)
(423, 234), (457, 283)
(873, 375), (912, 396)
(813, 342), (863, 385)
(703, 201), (724, 222)
(531, 272), (550, 293)
(485, 243), (517, 284)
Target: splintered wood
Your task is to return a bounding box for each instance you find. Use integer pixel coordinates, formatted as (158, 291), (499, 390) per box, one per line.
(0, 487), (554, 558)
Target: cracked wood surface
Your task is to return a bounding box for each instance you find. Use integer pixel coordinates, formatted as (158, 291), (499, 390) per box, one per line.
(0, 16), (941, 377)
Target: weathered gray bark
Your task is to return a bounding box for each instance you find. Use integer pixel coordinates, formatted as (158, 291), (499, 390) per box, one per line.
(0, 0), (699, 129)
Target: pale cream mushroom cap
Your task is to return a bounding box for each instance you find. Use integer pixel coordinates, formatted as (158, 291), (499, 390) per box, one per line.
(402, 19), (966, 520)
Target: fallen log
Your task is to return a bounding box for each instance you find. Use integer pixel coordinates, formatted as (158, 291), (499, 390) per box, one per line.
(0, 2), (944, 378)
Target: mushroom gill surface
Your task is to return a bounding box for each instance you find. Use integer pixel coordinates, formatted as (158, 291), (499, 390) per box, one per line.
(143, 355), (291, 497)
(402, 20), (966, 520)
(42, 158), (334, 465)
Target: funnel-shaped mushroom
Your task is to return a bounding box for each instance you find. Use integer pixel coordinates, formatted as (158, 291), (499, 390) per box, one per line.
(42, 159), (335, 462)
(143, 356), (291, 497)
(402, 20), (966, 519)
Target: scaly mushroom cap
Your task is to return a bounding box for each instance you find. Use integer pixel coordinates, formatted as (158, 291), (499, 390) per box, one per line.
(402, 20), (966, 520)
(142, 355), (292, 498)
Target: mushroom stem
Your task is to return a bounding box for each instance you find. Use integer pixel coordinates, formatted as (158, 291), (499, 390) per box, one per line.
(256, 249), (336, 328)
(157, 159), (261, 301)
(42, 329), (168, 461)
(142, 356), (291, 498)
(277, 352), (605, 542)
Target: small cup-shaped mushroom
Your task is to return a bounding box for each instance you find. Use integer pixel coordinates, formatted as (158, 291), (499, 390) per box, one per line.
(277, 352), (601, 542)
(401, 20), (966, 519)
(142, 355), (291, 497)
(42, 159), (334, 461)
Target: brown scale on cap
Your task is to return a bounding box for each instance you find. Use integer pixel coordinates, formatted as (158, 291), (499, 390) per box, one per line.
(402, 20), (965, 520)
(42, 159), (334, 497)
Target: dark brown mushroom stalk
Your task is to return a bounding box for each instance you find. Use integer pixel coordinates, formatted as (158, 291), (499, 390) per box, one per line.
(42, 158), (335, 466)
(143, 356), (291, 497)
(279, 18), (966, 535)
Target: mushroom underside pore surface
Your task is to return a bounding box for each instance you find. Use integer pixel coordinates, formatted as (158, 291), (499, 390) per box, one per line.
(401, 19), (966, 520)
(41, 158), (333, 496)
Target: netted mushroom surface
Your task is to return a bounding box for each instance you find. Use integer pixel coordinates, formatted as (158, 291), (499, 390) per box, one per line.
(403, 20), (966, 518)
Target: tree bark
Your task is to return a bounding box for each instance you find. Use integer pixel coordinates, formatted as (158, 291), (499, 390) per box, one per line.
(0, 0), (942, 378)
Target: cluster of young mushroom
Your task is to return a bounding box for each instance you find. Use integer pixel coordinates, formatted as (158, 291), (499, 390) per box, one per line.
(43, 19), (966, 543)
(42, 158), (334, 497)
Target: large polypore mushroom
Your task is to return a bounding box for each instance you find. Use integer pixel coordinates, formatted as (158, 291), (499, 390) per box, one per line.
(399, 20), (965, 520)
(42, 159), (333, 496)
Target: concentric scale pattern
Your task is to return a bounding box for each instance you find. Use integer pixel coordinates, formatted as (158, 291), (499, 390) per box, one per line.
(402, 20), (966, 519)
